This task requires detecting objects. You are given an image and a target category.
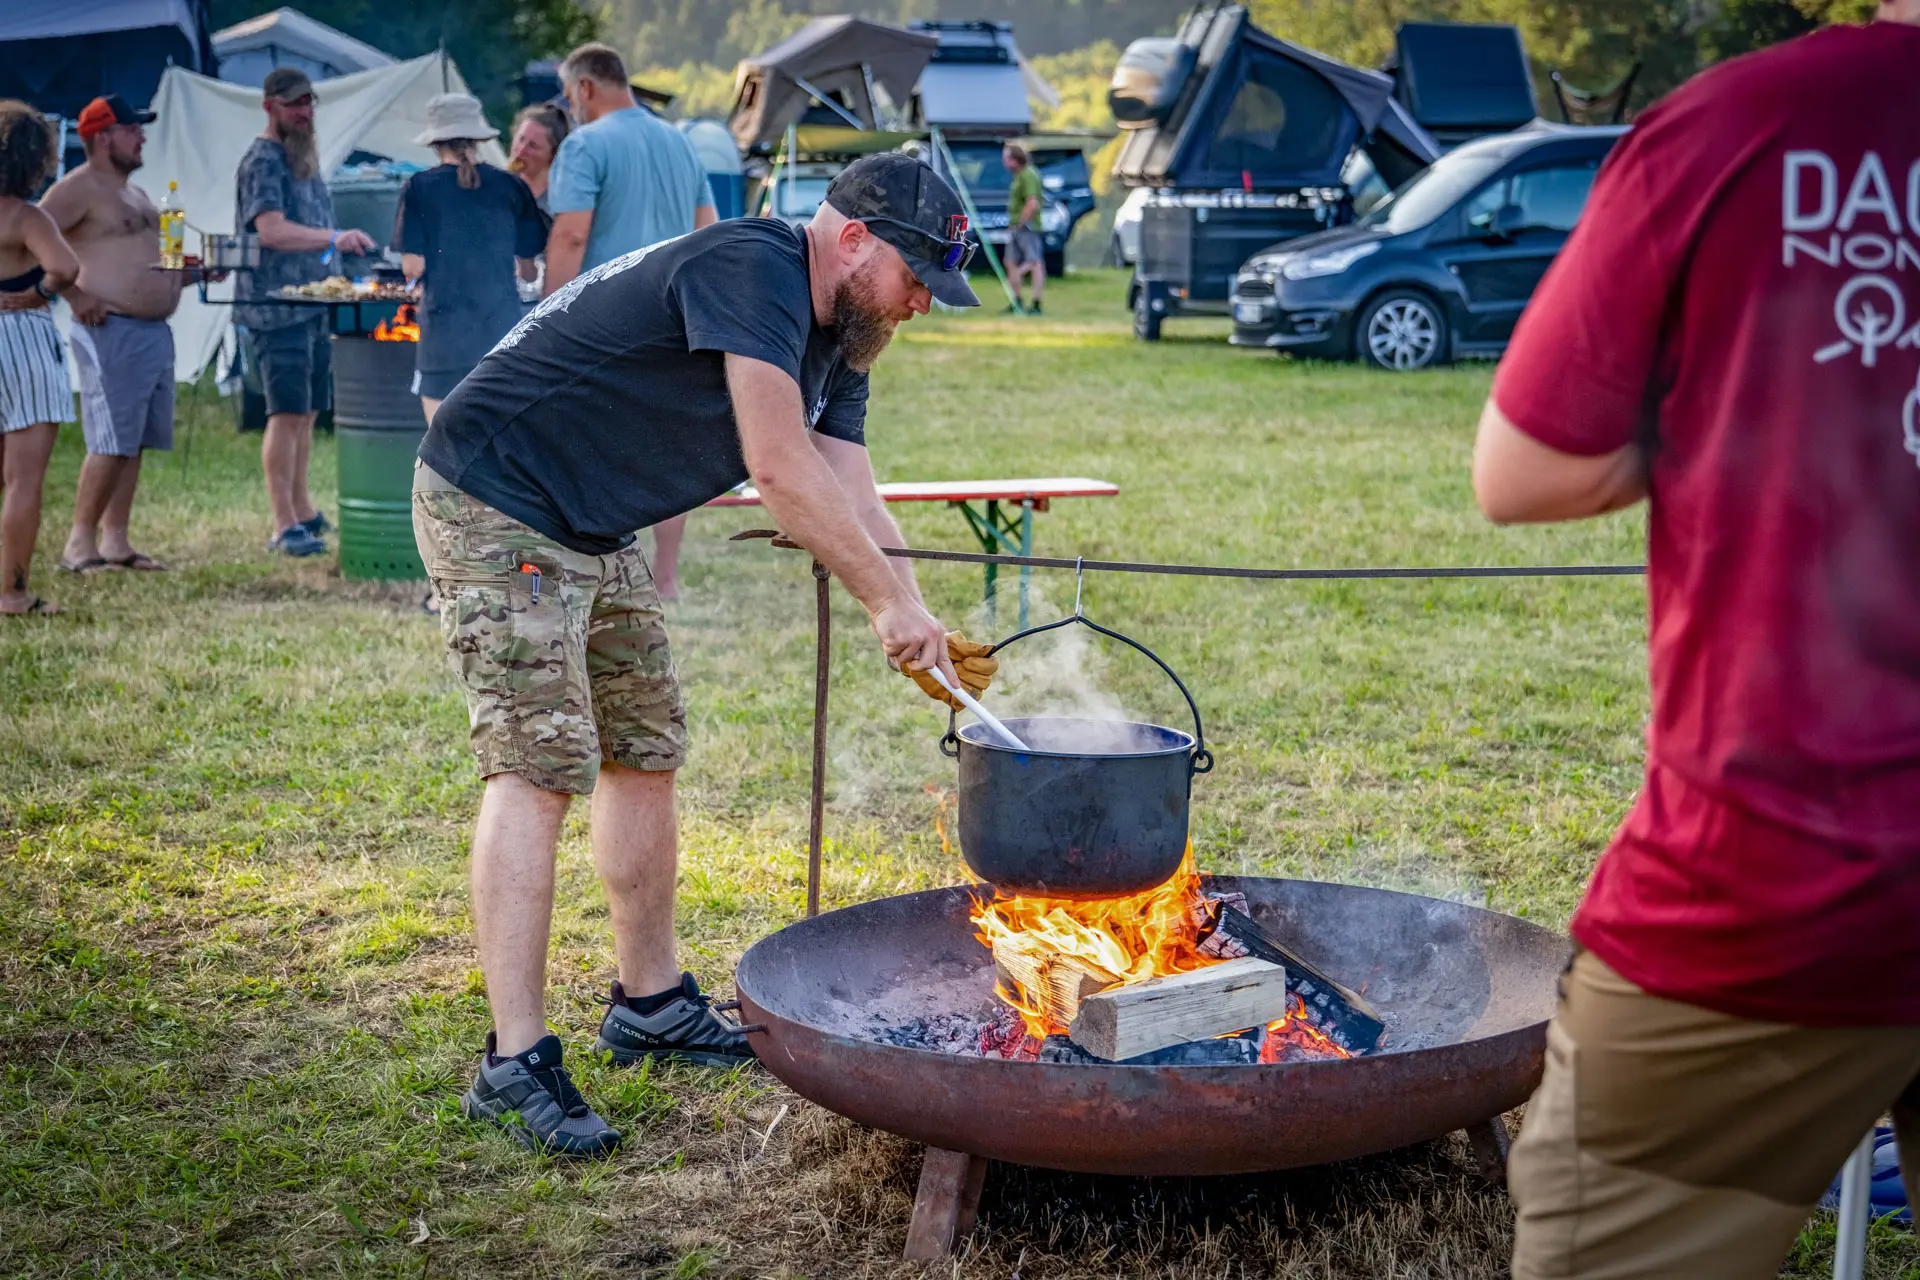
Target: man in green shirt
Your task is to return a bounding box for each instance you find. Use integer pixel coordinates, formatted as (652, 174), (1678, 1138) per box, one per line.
(1002, 143), (1045, 314)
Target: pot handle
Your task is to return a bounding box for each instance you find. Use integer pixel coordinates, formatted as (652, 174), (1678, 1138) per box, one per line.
(983, 615), (1213, 775)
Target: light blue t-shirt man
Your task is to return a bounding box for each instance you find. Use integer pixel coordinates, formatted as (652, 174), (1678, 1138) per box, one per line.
(548, 106), (714, 272)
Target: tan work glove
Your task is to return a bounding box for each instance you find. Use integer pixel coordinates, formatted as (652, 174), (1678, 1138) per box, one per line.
(904, 632), (998, 709)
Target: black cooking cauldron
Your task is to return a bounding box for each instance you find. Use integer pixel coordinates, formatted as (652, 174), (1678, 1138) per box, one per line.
(940, 615), (1212, 900)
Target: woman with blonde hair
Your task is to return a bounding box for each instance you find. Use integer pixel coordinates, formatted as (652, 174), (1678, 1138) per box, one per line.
(391, 93), (548, 423)
(0, 99), (80, 616)
(507, 103), (568, 213)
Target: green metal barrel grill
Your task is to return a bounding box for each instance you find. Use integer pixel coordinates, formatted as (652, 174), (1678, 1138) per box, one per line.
(331, 327), (425, 580)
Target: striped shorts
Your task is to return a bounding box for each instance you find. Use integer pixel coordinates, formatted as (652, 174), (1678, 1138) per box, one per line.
(0, 308), (74, 433)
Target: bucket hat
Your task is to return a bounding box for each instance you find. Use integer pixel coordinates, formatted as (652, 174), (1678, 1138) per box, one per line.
(414, 93), (499, 146)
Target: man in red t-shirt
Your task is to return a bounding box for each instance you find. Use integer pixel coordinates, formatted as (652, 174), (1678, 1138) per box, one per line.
(1473, 7), (1920, 1276)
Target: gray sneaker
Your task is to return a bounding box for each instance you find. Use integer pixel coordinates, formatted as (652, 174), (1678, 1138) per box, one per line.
(460, 1032), (621, 1159)
(594, 974), (756, 1068)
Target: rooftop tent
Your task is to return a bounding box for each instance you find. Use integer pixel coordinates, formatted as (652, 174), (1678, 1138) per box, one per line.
(1386, 23), (1537, 145)
(729, 17), (937, 152)
(0, 0), (214, 121)
(1111, 5), (1413, 191)
(908, 20), (1029, 134)
(212, 6), (395, 86)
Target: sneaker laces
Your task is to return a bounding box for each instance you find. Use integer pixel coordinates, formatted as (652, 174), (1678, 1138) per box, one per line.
(529, 1061), (591, 1119)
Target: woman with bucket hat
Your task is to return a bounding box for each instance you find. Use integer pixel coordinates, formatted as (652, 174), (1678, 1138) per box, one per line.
(392, 93), (549, 423)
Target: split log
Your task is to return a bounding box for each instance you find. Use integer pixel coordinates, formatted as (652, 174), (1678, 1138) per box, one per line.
(1199, 905), (1385, 1055)
(1067, 955), (1289, 1063)
(992, 935), (1119, 1025)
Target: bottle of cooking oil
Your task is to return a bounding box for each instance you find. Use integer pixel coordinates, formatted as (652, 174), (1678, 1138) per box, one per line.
(159, 181), (185, 269)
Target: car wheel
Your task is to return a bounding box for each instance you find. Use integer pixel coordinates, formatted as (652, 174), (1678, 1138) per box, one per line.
(1133, 282), (1163, 341)
(1356, 291), (1447, 371)
(1044, 248), (1065, 279)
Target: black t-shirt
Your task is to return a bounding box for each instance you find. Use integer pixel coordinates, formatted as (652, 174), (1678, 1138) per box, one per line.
(419, 219), (869, 555)
(392, 164), (548, 377)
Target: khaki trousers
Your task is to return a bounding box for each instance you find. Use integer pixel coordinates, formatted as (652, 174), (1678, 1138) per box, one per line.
(1510, 951), (1920, 1279)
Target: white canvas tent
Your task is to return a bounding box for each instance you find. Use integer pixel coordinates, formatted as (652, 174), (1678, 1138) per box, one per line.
(135, 52), (504, 383)
(213, 7), (396, 87)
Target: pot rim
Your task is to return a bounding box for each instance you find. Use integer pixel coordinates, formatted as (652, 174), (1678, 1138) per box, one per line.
(956, 715), (1197, 761)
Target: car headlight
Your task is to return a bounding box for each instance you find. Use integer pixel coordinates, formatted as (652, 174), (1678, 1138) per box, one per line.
(1279, 241), (1379, 280)
(1040, 203), (1068, 234)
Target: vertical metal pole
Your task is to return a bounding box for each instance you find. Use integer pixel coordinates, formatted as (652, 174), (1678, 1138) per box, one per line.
(1017, 500), (1034, 630)
(807, 560), (830, 918)
(1834, 1130), (1875, 1280)
(983, 501), (1000, 628)
(785, 123), (797, 222)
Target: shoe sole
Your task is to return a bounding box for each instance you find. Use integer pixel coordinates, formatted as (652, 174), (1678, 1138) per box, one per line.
(460, 1089), (621, 1160)
(594, 1036), (756, 1070)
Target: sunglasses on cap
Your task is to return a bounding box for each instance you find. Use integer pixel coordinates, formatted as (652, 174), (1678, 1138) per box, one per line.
(275, 93), (317, 109)
(859, 214), (977, 273)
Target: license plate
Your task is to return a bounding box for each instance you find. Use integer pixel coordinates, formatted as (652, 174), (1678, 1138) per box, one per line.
(1234, 303), (1265, 325)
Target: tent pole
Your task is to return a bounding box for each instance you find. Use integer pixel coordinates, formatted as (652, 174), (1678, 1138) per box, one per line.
(791, 75), (865, 129)
(785, 123), (796, 219)
(930, 127), (1019, 313)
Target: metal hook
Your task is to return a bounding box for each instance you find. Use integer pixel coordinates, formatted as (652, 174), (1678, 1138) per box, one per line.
(1074, 557), (1085, 617)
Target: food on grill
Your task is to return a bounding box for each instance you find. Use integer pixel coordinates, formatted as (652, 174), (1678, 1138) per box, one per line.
(284, 275), (356, 299)
(278, 276), (417, 301)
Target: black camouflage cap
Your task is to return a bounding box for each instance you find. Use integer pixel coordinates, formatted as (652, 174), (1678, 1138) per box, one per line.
(825, 153), (980, 307)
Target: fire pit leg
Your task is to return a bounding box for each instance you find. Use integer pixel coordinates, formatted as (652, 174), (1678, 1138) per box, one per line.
(903, 1146), (989, 1261)
(1464, 1115), (1514, 1188)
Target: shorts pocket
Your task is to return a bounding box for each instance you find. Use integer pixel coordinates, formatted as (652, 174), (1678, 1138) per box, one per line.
(435, 568), (595, 791)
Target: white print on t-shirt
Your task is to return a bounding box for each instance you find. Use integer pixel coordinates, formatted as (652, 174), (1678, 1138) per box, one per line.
(1903, 364), (1920, 470)
(488, 234), (687, 357)
(807, 391), (827, 430)
(1781, 150), (1920, 368)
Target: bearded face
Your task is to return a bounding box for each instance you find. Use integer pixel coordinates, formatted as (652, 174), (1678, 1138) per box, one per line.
(100, 127), (143, 175)
(831, 255), (900, 373)
(268, 102), (318, 180)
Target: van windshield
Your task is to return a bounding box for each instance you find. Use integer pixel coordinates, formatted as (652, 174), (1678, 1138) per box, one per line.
(1358, 148), (1508, 233)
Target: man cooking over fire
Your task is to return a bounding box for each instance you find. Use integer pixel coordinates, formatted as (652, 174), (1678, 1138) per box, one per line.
(1472, 5), (1920, 1276)
(413, 153), (988, 1158)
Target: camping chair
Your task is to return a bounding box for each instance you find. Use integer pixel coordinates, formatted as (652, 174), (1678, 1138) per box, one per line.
(1833, 1132), (1876, 1280)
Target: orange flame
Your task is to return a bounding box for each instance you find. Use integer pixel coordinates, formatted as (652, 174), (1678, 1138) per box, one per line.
(968, 844), (1353, 1060)
(373, 303), (420, 342)
(970, 847), (1218, 1039)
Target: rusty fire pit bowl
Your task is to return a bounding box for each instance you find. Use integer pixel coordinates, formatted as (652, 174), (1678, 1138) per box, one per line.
(736, 876), (1569, 1177)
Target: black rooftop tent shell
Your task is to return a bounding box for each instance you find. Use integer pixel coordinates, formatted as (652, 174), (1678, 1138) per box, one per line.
(729, 16), (938, 152)
(1112, 5), (1418, 191)
(1387, 22), (1537, 145)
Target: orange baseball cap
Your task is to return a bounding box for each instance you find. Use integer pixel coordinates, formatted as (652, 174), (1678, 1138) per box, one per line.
(77, 95), (156, 141)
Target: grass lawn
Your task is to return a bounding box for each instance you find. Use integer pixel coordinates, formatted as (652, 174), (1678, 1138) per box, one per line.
(1, 268), (1907, 1278)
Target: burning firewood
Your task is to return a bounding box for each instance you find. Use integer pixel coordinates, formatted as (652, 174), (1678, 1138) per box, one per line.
(991, 935), (1120, 1025)
(1198, 904), (1385, 1055)
(1066, 956), (1290, 1063)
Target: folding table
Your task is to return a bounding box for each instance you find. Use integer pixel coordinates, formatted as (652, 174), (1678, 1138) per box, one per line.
(710, 477), (1119, 626)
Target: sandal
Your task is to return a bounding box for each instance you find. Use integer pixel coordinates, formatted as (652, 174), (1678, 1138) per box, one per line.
(112, 553), (169, 572)
(1, 596), (58, 616)
(58, 557), (116, 574)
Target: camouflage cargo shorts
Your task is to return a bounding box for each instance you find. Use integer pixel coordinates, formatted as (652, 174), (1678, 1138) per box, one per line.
(412, 462), (687, 794)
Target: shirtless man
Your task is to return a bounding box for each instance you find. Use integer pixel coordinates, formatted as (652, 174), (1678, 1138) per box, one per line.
(40, 96), (183, 573)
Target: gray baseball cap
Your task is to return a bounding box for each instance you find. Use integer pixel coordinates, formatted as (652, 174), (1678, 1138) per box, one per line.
(824, 153), (980, 307)
(262, 67), (316, 103)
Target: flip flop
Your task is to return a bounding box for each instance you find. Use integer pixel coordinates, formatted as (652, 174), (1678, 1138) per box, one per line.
(1, 596), (58, 616)
(58, 557), (117, 574)
(112, 553), (169, 572)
